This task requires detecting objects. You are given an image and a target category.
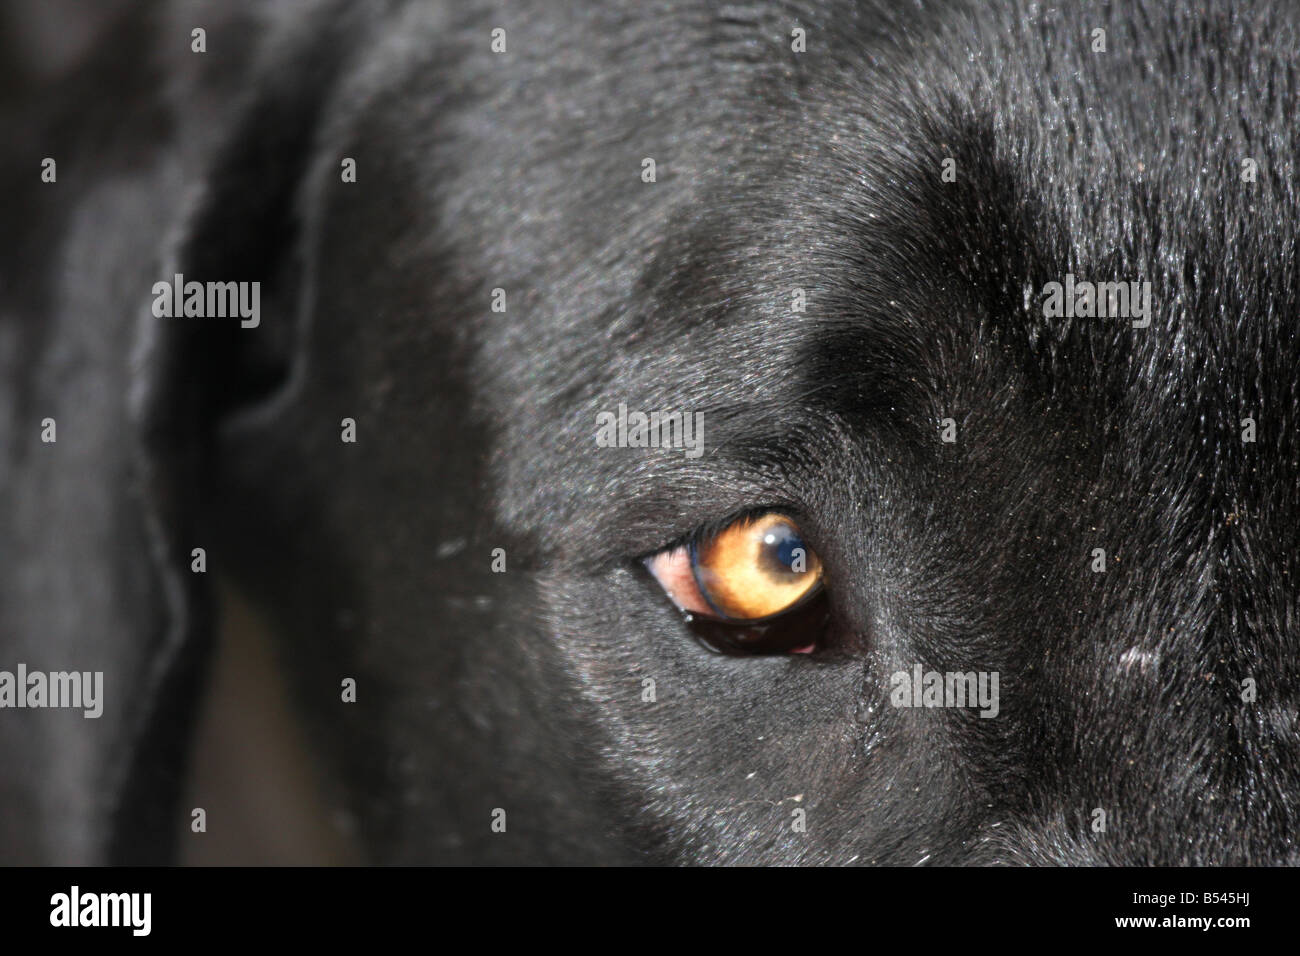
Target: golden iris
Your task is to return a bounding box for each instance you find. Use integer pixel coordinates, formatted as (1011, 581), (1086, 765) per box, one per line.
(691, 513), (823, 621)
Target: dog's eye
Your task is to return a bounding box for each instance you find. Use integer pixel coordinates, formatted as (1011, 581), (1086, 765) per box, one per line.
(644, 512), (827, 654)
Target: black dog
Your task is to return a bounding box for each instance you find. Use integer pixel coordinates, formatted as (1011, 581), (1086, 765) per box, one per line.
(3, 0), (1298, 865)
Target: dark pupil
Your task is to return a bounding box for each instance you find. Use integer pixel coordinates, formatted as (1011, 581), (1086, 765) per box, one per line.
(763, 525), (804, 576)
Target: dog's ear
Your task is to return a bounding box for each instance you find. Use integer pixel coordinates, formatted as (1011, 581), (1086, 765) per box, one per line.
(0, 5), (355, 863)
(173, 4), (363, 428)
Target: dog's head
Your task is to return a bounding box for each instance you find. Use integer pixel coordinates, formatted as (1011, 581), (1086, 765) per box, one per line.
(4, 0), (1299, 864)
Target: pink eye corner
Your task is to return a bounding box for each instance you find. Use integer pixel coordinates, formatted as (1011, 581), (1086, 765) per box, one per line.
(644, 546), (712, 617)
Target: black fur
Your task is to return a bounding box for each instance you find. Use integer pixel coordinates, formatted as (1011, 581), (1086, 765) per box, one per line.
(2, 0), (1298, 864)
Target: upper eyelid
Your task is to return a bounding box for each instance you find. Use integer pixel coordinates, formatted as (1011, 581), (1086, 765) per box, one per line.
(607, 477), (802, 561)
(640, 504), (806, 560)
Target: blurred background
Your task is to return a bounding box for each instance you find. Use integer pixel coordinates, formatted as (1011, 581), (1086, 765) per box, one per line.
(2, 0), (356, 866)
